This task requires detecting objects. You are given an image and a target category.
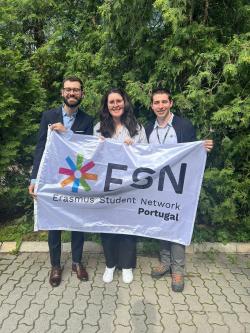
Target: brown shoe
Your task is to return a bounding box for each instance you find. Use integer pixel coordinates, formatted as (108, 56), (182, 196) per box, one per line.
(72, 263), (88, 281)
(171, 272), (184, 292)
(49, 266), (62, 287)
(151, 263), (170, 278)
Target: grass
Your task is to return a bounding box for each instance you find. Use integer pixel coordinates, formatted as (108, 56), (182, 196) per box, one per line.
(1, 217), (249, 257)
(0, 218), (153, 251)
(0, 216), (102, 244)
(0, 216), (34, 253)
(226, 253), (238, 265)
(139, 237), (159, 255)
(0, 218), (158, 256)
(199, 248), (218, 262)
(0, 216), (33, 242)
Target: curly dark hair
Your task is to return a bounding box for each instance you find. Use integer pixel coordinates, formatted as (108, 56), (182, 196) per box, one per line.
(98, 88), (140, 138)
(151, 87), (172, 103)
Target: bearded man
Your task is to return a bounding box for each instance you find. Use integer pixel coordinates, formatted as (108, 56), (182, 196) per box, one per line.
(29, 76), (93, 287)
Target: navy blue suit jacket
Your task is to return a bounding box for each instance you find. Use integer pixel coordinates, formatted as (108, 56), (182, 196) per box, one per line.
(31, 106), (93, 179)
(145, 114), (196, 143)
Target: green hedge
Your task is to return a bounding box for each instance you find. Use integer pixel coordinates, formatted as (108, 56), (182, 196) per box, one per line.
(0, 0), (249, 242)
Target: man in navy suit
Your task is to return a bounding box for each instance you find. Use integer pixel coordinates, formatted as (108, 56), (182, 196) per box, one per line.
(29, 76), (93, 287)
(146, 87), (213, 292)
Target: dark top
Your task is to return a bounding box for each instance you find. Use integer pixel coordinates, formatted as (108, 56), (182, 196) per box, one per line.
(145, 114), (196, 143)
(31, 106), (93, 179)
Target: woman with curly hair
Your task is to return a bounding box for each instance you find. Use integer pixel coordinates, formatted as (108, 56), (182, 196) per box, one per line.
(94, 88), (147, 284)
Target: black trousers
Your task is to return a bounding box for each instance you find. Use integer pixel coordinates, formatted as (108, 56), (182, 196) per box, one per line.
(101, 233), (136, 269)
(48, 230), (84, 267)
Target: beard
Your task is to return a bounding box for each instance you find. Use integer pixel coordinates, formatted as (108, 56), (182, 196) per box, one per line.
(63, 96), (82, 108)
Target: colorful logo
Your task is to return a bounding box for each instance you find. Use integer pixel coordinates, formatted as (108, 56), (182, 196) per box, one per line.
(59, 154), (97, 192)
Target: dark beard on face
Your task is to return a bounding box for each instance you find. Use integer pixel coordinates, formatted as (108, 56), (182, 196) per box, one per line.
(63, 97), (82, 108)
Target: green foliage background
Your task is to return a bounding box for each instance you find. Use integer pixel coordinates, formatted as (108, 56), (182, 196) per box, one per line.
(0, 0), (249, 242)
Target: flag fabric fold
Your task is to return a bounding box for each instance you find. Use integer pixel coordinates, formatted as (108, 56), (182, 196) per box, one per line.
(35, 130), (207, 245)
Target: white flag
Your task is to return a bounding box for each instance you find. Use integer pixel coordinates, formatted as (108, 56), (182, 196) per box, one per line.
(35, 130), (207, 245)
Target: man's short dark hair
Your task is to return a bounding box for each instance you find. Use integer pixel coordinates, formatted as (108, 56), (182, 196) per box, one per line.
(62, 76), (83, 90)
(151, 87), (172, 102)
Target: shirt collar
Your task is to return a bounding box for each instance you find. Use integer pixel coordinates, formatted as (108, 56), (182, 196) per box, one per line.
(62, 106), (78, 118)
(154, 113), (174, 129)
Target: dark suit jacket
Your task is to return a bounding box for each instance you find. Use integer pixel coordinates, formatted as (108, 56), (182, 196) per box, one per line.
(31, 106), (93, 179)
(145, 114), (196, 143)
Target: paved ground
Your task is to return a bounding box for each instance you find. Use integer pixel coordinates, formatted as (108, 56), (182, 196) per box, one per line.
(0, 252), (249, 333)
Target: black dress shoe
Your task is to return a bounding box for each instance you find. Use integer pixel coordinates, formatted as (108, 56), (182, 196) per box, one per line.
(49, 266), (62, 287)
(72, 263), (89, 281)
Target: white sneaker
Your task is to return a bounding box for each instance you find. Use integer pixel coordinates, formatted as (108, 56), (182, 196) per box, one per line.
(103, 266), (115, 283)
(122, 268), (133, 284)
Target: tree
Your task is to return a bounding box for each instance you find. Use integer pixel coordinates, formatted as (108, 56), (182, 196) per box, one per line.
(0, 0), (249, 241)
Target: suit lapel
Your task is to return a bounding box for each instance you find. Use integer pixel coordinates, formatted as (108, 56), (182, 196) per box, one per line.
(146, 122), (154, 141)
(71, 110), (83, 132)
(172, 116), (182, 143)
(55, 107), (63, 124)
